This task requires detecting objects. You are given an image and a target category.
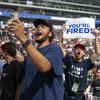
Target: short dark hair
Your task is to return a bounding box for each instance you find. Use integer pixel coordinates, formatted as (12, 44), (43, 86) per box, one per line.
(1, 42), (17, 57)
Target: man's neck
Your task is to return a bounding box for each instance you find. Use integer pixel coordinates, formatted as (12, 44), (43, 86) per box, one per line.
(37, 40), (50, 49)
(75, 58), (83, 62)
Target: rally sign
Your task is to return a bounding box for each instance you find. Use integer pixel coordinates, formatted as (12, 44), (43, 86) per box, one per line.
(63, 18), (95, 38)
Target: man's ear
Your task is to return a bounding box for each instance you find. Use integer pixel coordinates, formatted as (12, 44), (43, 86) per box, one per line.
(83, 51), (85, 56)
(49, 32), (52, 37)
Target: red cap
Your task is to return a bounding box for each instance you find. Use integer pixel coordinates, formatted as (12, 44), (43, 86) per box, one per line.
(74, 44), (85, 51)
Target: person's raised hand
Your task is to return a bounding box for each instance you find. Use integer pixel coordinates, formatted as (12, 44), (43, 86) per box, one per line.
(60, 24), (67, 33)
(91, 28), (100, 37)
(8, 19), (27, 43)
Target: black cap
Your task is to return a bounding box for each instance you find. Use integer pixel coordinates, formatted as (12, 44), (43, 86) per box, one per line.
(34, 19), (53, 33)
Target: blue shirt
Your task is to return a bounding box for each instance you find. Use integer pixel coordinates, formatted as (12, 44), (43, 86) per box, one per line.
(0, 60), (4, 71)
(20, 44), (64, 100)
(63, 55), (94, 93)
(0, 60), (5, 79)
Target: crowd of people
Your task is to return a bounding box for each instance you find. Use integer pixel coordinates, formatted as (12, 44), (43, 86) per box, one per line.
(0, 18), (100, 100)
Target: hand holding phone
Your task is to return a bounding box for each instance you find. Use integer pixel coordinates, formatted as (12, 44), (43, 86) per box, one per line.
(5, 12), (19, 28)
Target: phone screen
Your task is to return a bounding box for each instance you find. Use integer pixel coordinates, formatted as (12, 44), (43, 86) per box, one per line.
(11, 12), (19, 19)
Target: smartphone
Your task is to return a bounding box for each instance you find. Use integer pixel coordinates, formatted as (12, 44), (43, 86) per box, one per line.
(11, 12), (19, 19)
(9, 12), (19, 24)
(5, 12), (19, 42)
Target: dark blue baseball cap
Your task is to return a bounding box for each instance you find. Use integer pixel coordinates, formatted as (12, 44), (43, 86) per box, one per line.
(34, 19), (53, 33)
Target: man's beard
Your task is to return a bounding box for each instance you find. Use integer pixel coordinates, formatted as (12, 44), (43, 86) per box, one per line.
(35, 34), (49, 44)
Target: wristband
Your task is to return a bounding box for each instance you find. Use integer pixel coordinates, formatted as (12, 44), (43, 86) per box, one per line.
(22, 39), (31, 49)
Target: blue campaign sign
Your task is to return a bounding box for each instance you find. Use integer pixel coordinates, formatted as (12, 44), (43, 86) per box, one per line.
(64, 18), (95, 39)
